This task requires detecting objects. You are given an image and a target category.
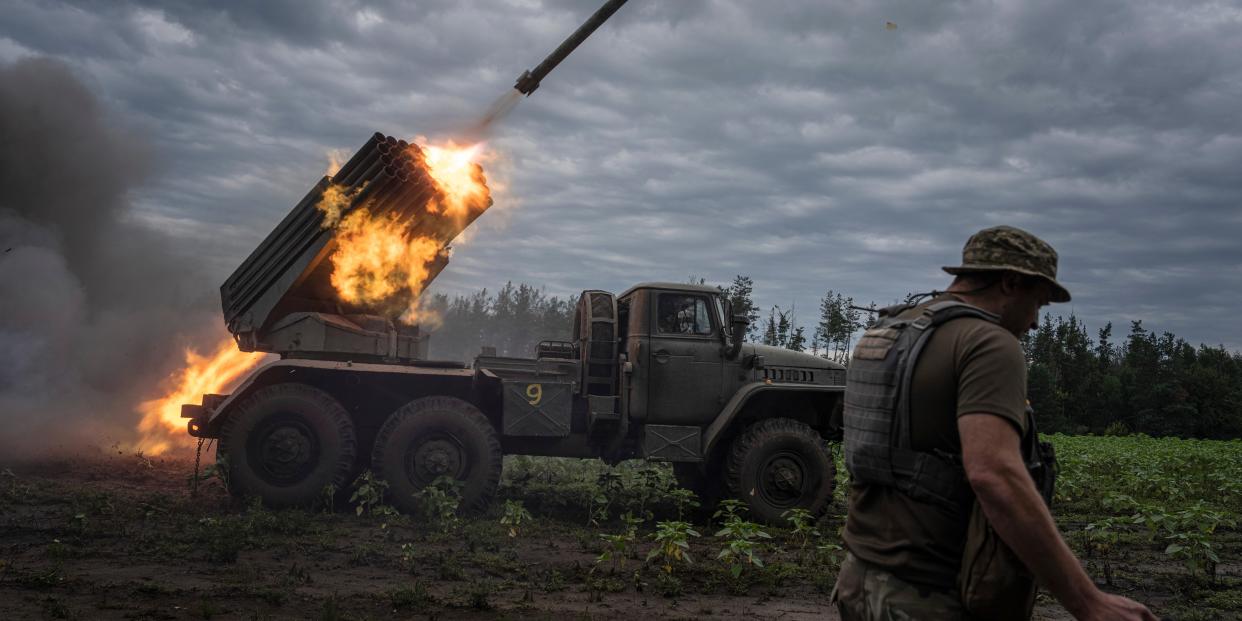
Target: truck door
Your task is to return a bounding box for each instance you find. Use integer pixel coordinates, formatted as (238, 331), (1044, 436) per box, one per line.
(646, 292), (724, 425)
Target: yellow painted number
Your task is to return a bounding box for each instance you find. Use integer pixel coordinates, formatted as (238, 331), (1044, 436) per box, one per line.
(526, 383), (543, 406)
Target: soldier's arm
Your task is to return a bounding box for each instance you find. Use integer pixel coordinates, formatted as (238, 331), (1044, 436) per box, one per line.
(958, 414), (1157, 621)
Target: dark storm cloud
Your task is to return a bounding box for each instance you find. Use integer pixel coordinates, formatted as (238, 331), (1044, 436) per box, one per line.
(1, 0), (1239, 348)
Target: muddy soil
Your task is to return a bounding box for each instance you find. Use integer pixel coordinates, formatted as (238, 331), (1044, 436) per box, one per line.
(0, 453), (1230, 620)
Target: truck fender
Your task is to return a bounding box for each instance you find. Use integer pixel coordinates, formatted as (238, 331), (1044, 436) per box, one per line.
(197, 359), (475, 426)
(700, 382), (845, 457)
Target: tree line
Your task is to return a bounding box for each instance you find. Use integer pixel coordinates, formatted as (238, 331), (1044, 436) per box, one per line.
(422, 282), (576, 361)
(424, 278), (1241, 439)
(1021, 317), (1242, 439)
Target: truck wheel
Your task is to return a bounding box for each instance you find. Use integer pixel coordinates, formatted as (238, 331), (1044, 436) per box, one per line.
(218, 383), (356, 508)
(725, 418), (835, 524)
(371, 396), (501, 516)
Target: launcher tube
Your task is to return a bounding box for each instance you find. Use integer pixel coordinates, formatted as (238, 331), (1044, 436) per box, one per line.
(513, 0), (628, 95)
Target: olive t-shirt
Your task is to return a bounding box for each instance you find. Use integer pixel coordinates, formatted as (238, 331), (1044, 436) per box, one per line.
(842, 295), (1029, 590)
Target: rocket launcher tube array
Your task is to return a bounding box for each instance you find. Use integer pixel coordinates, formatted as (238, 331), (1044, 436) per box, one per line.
(220, 133), (491, 350)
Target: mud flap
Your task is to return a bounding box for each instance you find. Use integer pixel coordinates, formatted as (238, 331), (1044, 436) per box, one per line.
(643, 425), (702, 462)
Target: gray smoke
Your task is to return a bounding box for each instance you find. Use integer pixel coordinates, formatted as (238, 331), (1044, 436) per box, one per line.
(0, 57), (221, 460)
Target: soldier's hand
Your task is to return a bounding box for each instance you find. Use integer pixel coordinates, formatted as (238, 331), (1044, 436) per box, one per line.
(1076, 592), (1158, 621)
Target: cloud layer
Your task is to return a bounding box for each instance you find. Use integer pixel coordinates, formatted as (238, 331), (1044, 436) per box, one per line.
(2, 0), (1239, 348)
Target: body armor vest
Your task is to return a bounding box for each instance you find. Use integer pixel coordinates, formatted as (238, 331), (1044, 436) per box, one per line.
(843, 299), (1002, 510)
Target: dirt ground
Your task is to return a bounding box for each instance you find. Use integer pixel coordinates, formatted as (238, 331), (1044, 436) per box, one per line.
(0, 453), (1231, 620)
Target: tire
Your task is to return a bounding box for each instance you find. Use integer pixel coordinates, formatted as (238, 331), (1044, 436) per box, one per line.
(371, 396), (502, 516)
(724, 418), (836, 524)
(218, 383), (356, 508)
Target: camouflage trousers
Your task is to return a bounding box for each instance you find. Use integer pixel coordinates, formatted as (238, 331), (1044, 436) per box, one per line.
(831, 553), (965, 621)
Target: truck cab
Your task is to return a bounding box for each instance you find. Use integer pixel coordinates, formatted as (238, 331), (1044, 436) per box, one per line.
(621, 283), (845, 430)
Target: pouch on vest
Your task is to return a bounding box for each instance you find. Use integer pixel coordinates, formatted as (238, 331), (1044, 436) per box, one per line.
(959, 499), (1036, 620)
(958, 407), (1056, 619)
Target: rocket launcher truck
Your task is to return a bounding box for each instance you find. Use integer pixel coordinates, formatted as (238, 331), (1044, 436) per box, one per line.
(181, 0), (847, 523)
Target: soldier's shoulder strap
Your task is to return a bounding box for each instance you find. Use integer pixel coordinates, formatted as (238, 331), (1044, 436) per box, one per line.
(892, 300), (1001, 448)
(912, 300), (1001, 330)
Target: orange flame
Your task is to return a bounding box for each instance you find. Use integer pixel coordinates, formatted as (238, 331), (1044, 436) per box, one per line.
(329, 207), (442, 320)
(317, 181), (354, 228)
(314, 140), (491, 321)
(134, 337), (265, 456)
(423, 141), (489, 218)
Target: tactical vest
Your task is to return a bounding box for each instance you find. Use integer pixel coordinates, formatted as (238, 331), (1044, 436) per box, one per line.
(843, 300), (1003, 511)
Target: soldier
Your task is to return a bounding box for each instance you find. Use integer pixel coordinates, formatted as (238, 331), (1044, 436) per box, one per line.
(832, 226), (1156, 620)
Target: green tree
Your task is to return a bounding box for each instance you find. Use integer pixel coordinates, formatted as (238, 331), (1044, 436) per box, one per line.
(721, 275), (761, 340)
(816, 290), (862, 364)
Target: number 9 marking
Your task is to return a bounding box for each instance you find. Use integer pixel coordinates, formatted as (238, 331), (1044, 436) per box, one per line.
(526, 383), (543, 406)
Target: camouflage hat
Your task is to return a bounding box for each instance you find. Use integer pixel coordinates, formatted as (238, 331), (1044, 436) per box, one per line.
(942, 225), (1071, 303)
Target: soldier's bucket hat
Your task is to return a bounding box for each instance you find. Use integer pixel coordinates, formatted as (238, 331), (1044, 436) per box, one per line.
(942, 225), (1071, 303)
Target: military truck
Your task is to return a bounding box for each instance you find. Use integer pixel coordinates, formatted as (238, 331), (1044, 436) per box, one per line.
(187, 273), (844, 522)
(181, 134), (845, 523)
(188, 265), (845, 522)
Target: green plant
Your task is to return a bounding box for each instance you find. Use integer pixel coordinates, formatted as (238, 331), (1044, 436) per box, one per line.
(588, 471), (623, 526)
(620, 512), (644, 542)
(667, 487), (701, 521)
(646, 520), (700, 574)
(712, 499), (746, 526)
(714, 511), (772, 579)
(500, 499), (533, 537)
(415, 475), (462, 533)
(652, 571), (683, 598)
(1082, 516), (1123, 586)
(815, 541), (844, 567)
(782, 507), (820, 549)
(350, 471), (396, 517)
(595, 513), (643, 574)
(318, 483), (337, 514)
(596, 533), (632, 574)
(1162, 501), (1236, 583)
(1165, 529), (1219, 582)
(1129, 503), (1172, 542)
(399, 543), (417, 571)
(632, 468), (664, 520)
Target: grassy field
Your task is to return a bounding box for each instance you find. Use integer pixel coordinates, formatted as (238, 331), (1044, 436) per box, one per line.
(1, 434), (1239, 620)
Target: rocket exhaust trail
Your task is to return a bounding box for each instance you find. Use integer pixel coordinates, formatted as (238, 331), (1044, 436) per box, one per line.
(464, 88), (524, 140)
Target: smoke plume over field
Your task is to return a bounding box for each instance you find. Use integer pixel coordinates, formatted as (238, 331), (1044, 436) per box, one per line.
(0, 57), (220, 460)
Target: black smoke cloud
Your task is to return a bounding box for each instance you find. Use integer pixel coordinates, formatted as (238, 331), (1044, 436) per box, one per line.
(0, 57), (221, 460)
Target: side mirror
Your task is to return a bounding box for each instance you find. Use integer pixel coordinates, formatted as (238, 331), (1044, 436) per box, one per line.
(725, 312), (747, 360)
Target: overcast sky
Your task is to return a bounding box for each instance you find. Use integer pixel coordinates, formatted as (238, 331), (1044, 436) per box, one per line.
(3, 0), (1240, 349)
